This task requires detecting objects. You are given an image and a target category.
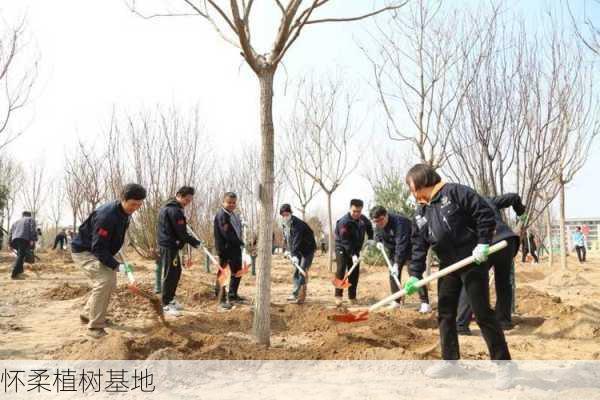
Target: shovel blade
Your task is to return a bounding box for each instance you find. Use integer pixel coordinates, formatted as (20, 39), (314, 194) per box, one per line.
(332, 277), (351, 289)
(235, 264), (250, 278)
(328, 311), (369, 323)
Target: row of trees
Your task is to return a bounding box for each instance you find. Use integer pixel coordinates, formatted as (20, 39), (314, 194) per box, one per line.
(1, 1), (598, 345)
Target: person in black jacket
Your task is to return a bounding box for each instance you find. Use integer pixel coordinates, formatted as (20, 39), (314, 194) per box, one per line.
(71, 183), (146, 339)
(334, 199), (374, 305)
(214, 192), (245, 310)
(53, 229), (68, 251)
(402, 164), (513, 387)
(280, 203), (317, 304)
(456, 193), (526, 335)
(157, 186), (202, 316)
(521, 231), (539, 263)
(370, 206), (431, 312)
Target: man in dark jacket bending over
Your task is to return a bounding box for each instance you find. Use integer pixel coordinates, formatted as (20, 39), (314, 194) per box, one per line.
(370, 205), (431, 312)
(157, 186), (202, 317)
(280, 203), (317, 304)
(71, 183), (146, 338)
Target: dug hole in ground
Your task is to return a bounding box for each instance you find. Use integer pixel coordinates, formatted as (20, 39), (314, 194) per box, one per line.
(0, 250), (599, 361)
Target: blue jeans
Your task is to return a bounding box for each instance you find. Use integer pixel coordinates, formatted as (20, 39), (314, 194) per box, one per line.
(292, 252), (314, 297)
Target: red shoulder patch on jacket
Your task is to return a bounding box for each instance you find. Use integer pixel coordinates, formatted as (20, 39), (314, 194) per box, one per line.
(97, 228), (109, 238)
(176, 219), (185, 225)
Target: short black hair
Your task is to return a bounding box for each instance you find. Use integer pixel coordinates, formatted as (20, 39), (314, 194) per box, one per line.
(22, 211), (32, 217)
(279, 203), (292, 215)
(176, 186), (195, 197)
(406, 163), (442, 191)
(369, 205), (388, 220)
(350, 199), (364, 208)
(121, 183), (147, 201)
(223, 191), (237, 200)
(576, 226), (581, 231)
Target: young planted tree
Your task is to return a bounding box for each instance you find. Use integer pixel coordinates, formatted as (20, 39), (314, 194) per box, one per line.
(278, 146), (320, 220)
(0, 155), (23, 234)
(127, 0), (407, 345)
(48, 178), (66, 234)
(0, 16), (38, 151)
(285, 74), (361, 272)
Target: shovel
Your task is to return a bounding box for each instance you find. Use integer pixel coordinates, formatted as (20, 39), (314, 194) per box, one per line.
(376, 242), (402, 289)
(332, 254), (362, 289)
(329, 240), (508, 323)
(285, 253), (307, 278)
(118, 251), (166, 325)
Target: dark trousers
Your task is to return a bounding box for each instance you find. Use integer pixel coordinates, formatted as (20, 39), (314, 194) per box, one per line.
(457, 239), (516, 328)
(390, 264), (429, 304)
(334, 249), (360, 299)
(438, 261), (511, 360)
(215, 250), (242, 301)
(52, 237), (66, 250)
(575, 246), (586, 262)
(10, 239), (29, 278)
(522, 248), (539, 263)
(292, 252), (314, 297)
(160, 247), (182, 306)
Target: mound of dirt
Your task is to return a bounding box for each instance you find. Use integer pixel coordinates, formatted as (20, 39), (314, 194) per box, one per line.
(544, 271), (592, 288)
(110, 283), (163, 323)
(56, 334), (133, 360)
(534, 303), (600, 339)
(516, 285), (564, 317)
(45, 283), (90, 300)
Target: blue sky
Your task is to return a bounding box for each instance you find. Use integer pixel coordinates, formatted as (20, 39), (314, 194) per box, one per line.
(1, 0), (599, 222)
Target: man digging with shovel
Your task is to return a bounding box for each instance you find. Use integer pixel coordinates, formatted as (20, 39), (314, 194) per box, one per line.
(157, 186), (202, 317)
(333, 199), (374, 306)
(214, 192), (246, 310)
(370, 205), (431, 313)
(280, 204), (316, 305)
(71, 183), (147, 339)
(401, 164), (514, 390)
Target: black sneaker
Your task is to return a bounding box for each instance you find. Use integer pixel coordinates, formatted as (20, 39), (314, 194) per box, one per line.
(228, 294), (247, 303)
(219, 302), (233, 311)
(457, 326), (472, 336)
(499, 321), (515, 331)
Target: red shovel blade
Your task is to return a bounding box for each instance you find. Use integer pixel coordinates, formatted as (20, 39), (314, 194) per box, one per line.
(332, 276), (351, 289)
(217, 265), (230, 287)
(328, 310), (369, 323)
(234, 264), (250, 278)
(128, 284), (141, 295)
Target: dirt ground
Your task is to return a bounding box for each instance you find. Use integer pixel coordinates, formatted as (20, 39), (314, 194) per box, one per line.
(0, 249), (599, 360)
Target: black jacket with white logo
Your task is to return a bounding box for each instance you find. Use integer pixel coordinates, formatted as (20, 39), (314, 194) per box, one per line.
(409, 183), (496, 277)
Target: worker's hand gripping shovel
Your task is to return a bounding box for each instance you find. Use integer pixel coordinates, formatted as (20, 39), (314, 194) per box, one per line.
(118, 250), (166, 324)
(285, 253), (307, 278)
(376, 242), (402, 289)
(329, 240), (508, 323)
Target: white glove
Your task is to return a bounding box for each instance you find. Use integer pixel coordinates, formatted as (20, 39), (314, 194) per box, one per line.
(118, 264), (126, 273)
(472, 244), (490, 265)
(391, 263), (399, 277)
(366, 239), (376, 247)
(292, 256), (300, 266)
(284, 251), (291, 258)
(352, 255), (359, 265)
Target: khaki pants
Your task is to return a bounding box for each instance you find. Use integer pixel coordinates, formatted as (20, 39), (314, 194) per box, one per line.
(72, 251), (117, 329)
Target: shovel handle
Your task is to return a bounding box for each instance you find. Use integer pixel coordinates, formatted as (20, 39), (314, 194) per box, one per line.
(376, 242), (402, 288)
(368, 240), (508, 313)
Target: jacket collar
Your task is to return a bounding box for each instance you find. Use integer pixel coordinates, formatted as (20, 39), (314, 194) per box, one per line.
(418, 181), (446, 205)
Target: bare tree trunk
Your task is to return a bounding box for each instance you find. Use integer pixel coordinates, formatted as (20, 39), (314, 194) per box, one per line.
(253, 71), (275, 346)
(559, 179), (567, 270)
(326, 191), (334, 272)
(546, 204), (553, 268)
